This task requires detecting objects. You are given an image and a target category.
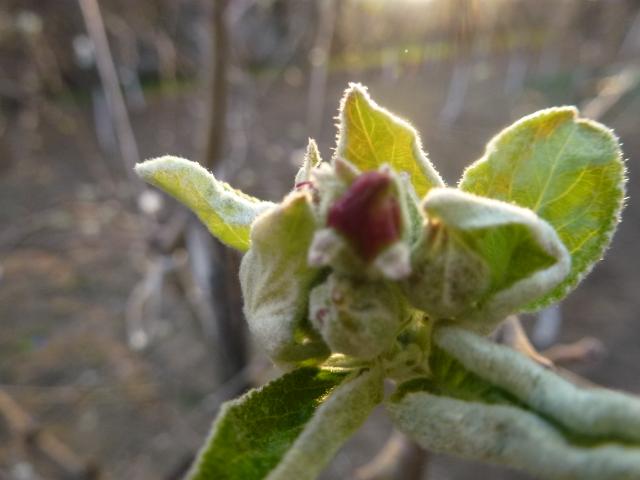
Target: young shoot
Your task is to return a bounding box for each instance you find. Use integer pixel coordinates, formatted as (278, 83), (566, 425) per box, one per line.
(135, 83), (638, 480)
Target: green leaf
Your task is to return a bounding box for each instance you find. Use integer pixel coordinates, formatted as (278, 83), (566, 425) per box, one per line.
(459, 107), (625, 308)
(188, 366), (383, 480)
(403, 188), (570, 330)
(434, 325), (640, 444)
(387, 326), (640, 479)
(335, 83), (444, 198)
(267, 365), (383, 480)
(388, 389), (640, 480)
(135, 156), (274, 251)
(240, 192), (329, 366)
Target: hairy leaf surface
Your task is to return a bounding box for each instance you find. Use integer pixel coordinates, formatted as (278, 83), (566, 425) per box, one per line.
(404, 188), (570, 329)
(434, 326), (640, 443)
(187, 368), (346, 480)
(267, 366), (383, 480)
(336, 83), (444, 197)
(388, 326), (640, 479)
(136, 156), (274, 251)
(388, 390), (640, 480)
(188, 367), (383, 480)
(459, 108), (625, 308)
(240, 192), (328, 366)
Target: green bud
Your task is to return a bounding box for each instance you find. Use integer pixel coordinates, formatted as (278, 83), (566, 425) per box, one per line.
(403, 217), (491, 320)
(309, 274), (404, 360)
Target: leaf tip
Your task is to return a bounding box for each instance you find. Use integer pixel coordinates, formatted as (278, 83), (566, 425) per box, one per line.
(134, 155), (205, 183)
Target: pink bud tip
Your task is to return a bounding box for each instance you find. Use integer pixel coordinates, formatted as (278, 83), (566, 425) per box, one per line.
(327, 171), (401, 262)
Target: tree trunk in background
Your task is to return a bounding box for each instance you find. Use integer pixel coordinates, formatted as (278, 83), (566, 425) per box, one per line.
(203, 0), (229, 171)
(197, 0), (248, 387)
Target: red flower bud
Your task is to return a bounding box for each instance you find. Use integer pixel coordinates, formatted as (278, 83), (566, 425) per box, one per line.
(328, 171), (402, 262)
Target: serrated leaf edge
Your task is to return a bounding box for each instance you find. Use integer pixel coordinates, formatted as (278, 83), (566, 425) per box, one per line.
(334, 82), (445, 196)
(458, 107), (627, 309)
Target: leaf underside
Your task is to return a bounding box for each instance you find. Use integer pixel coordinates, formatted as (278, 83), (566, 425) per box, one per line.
(459, 107), (625, 309)
(135, 156), (274, 251)
(407, 188), (569, 327)
(239, 192), (329, 365)
(336, 83), (444, 198)
(388, 326), (640, 479)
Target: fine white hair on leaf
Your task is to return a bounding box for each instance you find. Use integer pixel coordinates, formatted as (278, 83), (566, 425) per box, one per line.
(435, 325), (640, 443)
(267, 366), (384, 480)
(135, 156), (274, 251)
(388, 390), (640, 480)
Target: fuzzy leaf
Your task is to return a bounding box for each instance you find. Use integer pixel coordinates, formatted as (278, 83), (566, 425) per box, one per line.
(240, 192), (328, 366)
(267, 366), (383, 480)
(459, 108), (625, 308)
(388, 390), (640, 480)
(403, 188), (570, 330)
(434, 326), (640, 443)
(387, 326), (640, 479)
(336, 83), (444, 197)
(188, 366), (383, 480)
(135, 156), (274, 251)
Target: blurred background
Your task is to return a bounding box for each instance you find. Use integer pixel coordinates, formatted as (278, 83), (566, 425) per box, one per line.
(0, 0), (639, 478)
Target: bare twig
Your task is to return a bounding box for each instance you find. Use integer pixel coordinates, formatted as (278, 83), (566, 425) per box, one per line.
(497, 316), (605, 368)
(0, 390), (101, 479)
(495, 316), (553, 368)
(355, 430), (428, 480)
(78, 0), (140, 180)
(202, 0), (229, 171)
(194, 0), (249, 386)
(543, 337), (605, 365)
(581, 65), (640, 121)
(307, 0), (337, 138)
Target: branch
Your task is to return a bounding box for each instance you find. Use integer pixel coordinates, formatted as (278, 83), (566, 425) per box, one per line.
(354, 430), (428, 480)
(203, 0), (229, 170)
(78, 0), (140, 181)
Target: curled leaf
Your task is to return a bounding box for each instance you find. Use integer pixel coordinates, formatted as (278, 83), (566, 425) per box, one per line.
(135, 156), (274, 251)
(459, 107), (625, 308)
(434, 325), (640, 443)
(240, 192), (328, 366)
(387, 325), (640, 479)
(403, 188), (570, 330)
(388, 390), (640, 480)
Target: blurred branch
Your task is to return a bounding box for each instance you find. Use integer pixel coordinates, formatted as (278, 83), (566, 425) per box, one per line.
(581, 65), (640, 121)
(542, 337), (605, 365)
(497, 316), (605, 369)
(203, 0), (229, 170)
(355, 430), (428, 480)
(78, 0), (140, 181)
(495, 315), (553, 368)
(0, 390), (101, 479)
(194, 0), (248, 386)
(307, 0), (337, 138)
